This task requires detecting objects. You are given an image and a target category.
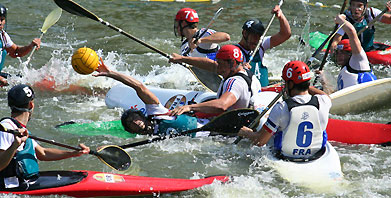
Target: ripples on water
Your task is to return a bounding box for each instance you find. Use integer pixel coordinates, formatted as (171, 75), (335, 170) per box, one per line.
(0, 0), (390, 197)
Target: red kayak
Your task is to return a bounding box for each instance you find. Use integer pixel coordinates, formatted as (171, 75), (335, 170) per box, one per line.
(0, 170), (229, 197)
(327, 119), (391, 144)
(366, 42), (391, 66)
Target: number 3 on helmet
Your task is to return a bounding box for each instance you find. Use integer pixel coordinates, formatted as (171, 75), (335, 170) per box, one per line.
(282, 61), (311, 84)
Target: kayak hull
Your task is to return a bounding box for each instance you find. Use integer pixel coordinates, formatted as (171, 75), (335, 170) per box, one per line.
(267, 142), (343, 192)
(330, 78), (391, 115)
(327, 119), (391, 144)
(0, 170), (229, 197)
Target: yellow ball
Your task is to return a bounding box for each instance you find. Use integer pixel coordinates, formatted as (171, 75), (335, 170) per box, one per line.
(71, 47), (99, 75)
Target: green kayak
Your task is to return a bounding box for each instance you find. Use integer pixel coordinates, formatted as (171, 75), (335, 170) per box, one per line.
(56, 120), (137, 139)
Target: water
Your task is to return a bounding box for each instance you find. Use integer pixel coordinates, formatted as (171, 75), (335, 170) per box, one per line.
(0, 0), (390, 197)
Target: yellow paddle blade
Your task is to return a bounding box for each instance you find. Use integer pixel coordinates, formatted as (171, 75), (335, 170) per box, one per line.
(41, 8), (62, 33)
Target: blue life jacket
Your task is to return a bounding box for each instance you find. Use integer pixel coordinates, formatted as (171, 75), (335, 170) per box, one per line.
(235, 44), (269, 87)
(157, 114), (198, 137)
(0, 117), (39, 179)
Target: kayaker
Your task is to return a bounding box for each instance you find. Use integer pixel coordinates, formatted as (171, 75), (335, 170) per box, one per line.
(173, 8), (230, 61)
(238, 61), (331, 162)
(93, 57), (211, 136)
(235, 5), (291, 87)
(169, 44), (262, 116)
(319, 14), (377, 93)
(0, 84), (90, 190)
(331, 0), (391, 52)
(0, 4), (41, 87)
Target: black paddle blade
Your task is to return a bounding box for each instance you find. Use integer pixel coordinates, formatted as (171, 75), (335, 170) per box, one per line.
(189, 67), (221, 92)
(204, 109), (259, 136)
(54, 0), (99, 21)
(93, 145), (131, 171)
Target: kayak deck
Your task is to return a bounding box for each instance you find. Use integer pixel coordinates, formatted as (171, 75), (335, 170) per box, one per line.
(0, 170), (229, 197)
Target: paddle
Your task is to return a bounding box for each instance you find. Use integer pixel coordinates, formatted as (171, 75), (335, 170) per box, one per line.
(317, 0), (349, 70)
(0, 124), (131, 171)
(306, 0), (348, 67)
(357, 7), (389, 36)
(53, 0), (221, 92)
(233, 91), (283, 144)
(119, 108), (260, 149)
(248, 0), (284, 65)
(182, 7), (224, 56)
(24, 8), (62, 66)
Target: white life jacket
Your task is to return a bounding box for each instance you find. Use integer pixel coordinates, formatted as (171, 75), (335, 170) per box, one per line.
(279, 96), (324, 159)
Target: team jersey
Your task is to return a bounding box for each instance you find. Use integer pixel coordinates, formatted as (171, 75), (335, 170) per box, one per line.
(145, 103), (209, 137)
(337, 49), (377, 90)
(264, 94), (331, 159)
(0, 30), (14, 71)
(236, 36), (271, 87)
(0, 119), (38, 153)
(180, 28), (220, 60)
(216, 70), (262, 110)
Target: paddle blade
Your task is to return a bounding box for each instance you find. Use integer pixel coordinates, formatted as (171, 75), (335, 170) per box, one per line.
(204, 109), (259, 136)
(189, 67), (221, 92)
(54, 0), (99, 21)
(41, 8), (62, 33)
(93, 145), (131, 171)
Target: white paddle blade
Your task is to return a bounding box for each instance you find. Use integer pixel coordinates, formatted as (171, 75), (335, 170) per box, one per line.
(41, 8), (62, 33)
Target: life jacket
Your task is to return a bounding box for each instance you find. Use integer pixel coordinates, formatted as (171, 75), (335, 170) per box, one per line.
(156, 114), (198, 137)
(337, 64), (377, 90)
(344, 9), (376, 52)
(273, 96), (327, 161)
(235, 44), (269, 87)
(0, 31), (8, 72)
(0, 117), (39, 180)
(217, 69), (260, 108)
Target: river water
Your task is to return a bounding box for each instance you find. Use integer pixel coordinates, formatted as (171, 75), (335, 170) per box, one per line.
(1, 0), (391, 197)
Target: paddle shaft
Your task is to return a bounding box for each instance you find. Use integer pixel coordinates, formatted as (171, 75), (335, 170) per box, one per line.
(120, 128), (202, 149)
(233, 91), (283, 144)
(25, 33), (44, 65)
(307, 0), (348, 67)
(183, 7), (223, 56)
(248, 0), (283, 64)
(2, 129), (81, 151)
(357, 7), (388, 35)
(318, 0), (349, 70)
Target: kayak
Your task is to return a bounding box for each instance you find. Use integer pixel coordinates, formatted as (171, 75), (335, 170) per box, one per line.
(329, 78), (391, 115)
(309, 31), (391, 66)
(267, 142), (344, 192)
(0, 170), (228, 197)
(56, 120), (137, 139)
(105, 83), (281, 116)
(327, 119), (391, 145)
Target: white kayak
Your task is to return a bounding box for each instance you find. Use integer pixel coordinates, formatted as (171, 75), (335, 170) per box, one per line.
(330, 78), (391, 115)
(267, 142), (344, 192)
(105, 83), (280, 121)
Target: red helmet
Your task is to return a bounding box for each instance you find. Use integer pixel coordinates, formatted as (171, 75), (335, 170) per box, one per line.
(282, 61), (311, 84)
(216, 45), (243, 63)
(337, 39), (351, 51)
(175, 8), (199, 23)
